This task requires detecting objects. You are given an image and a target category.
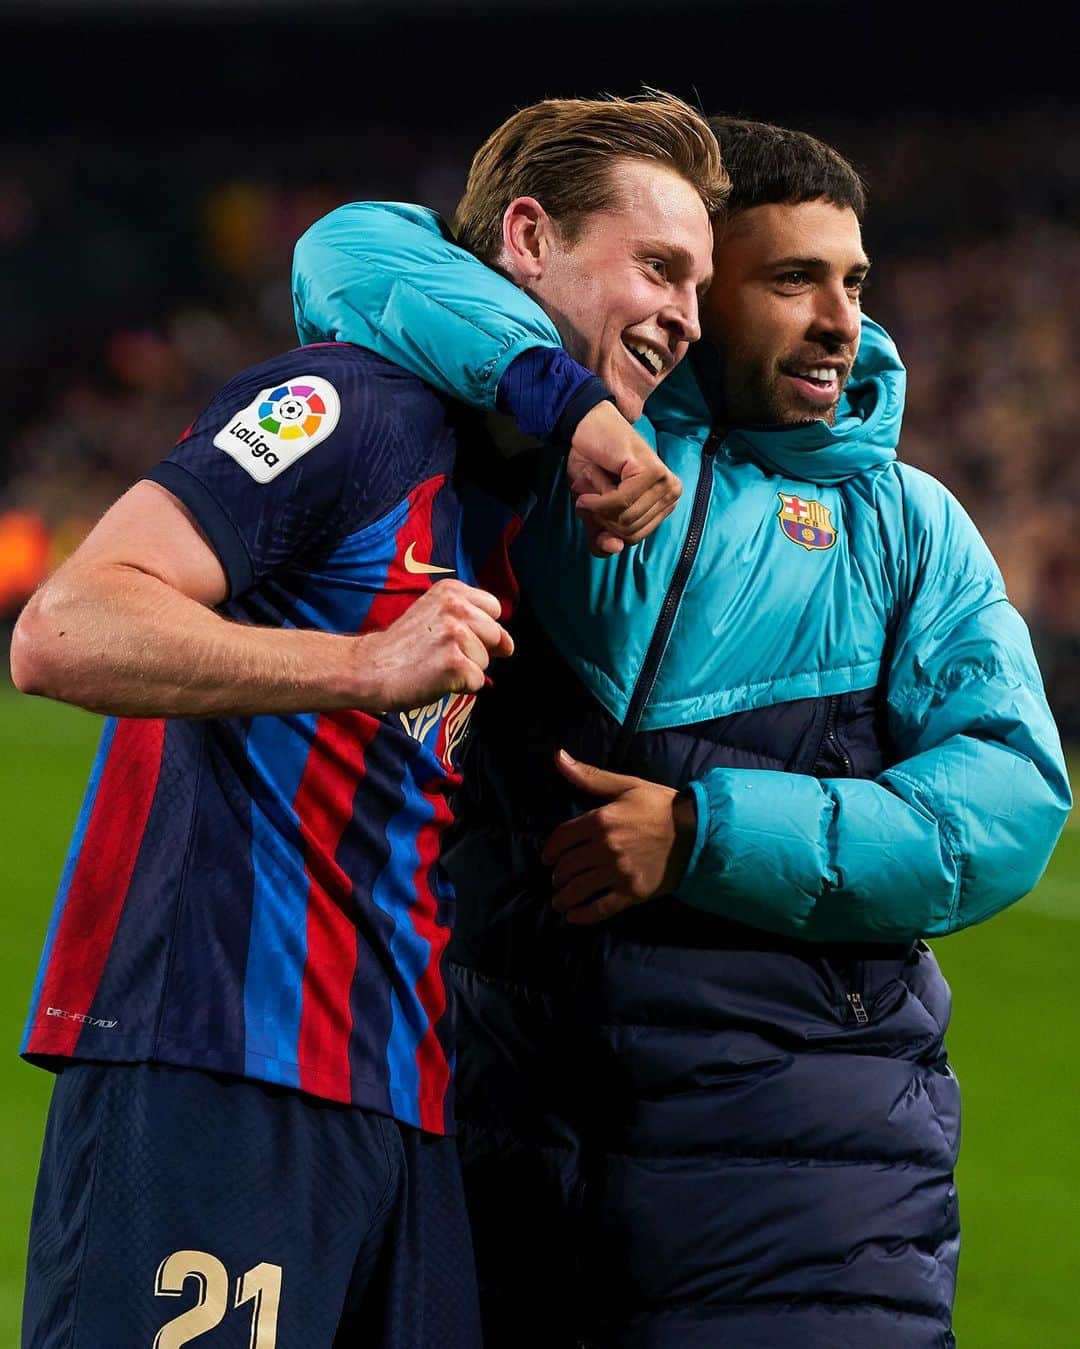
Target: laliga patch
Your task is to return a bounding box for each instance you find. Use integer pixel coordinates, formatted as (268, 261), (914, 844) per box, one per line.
(777, 492), (837, 551)
(213, 375), (340, 483)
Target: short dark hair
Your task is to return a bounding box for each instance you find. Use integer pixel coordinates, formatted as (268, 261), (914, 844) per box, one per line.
(707, 117), (867, 218)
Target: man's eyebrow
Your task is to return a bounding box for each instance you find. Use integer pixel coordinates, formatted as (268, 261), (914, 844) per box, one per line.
(635, 240), (705, 274)
(767, 254), (872, 274)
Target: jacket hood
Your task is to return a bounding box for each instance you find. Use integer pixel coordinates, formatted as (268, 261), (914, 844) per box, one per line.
(649, 315), (905, 486)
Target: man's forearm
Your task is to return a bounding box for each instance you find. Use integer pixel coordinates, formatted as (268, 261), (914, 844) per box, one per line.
(11, 563), (367, 719)
(678, 733), (1070, 942)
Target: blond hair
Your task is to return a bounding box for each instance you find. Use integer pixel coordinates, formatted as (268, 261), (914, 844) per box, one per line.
(455, 90), (729, 263)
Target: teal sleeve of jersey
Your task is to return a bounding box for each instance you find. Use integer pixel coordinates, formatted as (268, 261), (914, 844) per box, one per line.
(292, 202), (563, 409)
(678, 485), (1072, 941)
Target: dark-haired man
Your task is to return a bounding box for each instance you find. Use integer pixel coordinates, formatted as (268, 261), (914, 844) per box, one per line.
(292, 119), (1069, 1348)
(10, 92), (721, 1349)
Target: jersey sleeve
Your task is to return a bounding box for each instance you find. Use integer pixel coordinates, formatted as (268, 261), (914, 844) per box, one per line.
(145, 350), (450, 598)
(293, 202), (583, 417)
(494, 346), (613, 444)
(676, 480), (1072, 941)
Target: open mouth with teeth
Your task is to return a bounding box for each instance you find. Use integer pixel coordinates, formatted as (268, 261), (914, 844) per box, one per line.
(781, 364), (843, 404)
(623, 339), (665, 379)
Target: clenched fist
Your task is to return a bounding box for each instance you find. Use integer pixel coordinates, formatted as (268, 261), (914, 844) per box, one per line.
(358, 580), (514, 711)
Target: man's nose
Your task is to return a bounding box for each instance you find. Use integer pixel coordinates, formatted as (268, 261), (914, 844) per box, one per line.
(811, 282), (861, 347)
(660, 286), (702, 345)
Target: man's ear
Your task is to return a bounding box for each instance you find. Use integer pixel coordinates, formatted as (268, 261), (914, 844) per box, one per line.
(500, 197), (552, 283)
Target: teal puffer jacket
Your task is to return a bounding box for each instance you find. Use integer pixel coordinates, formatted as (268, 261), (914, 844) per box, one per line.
(292, 202), (1071, 942)
(293, 202), (1070, 1348)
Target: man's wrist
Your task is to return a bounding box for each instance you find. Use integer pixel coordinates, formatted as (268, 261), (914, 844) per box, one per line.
(553, 377), (615, 445)
(333, 631), (387, 712)
(496, 347), (614, 444)
(670, 788), (699, 888)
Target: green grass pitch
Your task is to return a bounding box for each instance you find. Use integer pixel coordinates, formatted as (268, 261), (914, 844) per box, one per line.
(0, 689), (1075, 1344)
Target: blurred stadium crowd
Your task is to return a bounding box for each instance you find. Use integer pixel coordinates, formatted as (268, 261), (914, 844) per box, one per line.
(2, 106), (1078, 731)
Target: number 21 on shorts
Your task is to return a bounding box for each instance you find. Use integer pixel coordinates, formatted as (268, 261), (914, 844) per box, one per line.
(153, 1250), (282, 1348)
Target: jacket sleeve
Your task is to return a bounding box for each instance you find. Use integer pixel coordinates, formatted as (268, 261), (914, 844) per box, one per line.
(677, 481), (1072, 942)
(292, 202), (565, 409)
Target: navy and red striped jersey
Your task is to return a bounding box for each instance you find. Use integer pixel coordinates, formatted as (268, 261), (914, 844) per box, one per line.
(21, 344), (525, 1135)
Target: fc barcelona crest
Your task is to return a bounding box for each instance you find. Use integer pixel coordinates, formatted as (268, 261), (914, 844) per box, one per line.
(777, 493), (837, 551)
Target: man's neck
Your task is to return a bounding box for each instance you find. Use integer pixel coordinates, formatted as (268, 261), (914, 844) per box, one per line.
(689, 341), (730, 435)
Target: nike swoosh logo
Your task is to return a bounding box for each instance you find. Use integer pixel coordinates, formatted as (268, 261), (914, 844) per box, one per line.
(403, 542), (455, 576)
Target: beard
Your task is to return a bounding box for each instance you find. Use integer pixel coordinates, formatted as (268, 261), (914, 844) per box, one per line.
(725, 363), (841, 427)
(713, 336), (847, 428)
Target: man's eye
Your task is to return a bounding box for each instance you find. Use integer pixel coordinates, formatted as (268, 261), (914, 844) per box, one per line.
(647, 258), (668, 278)
(778, 271), (809, 287)
(848, 276), (869, 296)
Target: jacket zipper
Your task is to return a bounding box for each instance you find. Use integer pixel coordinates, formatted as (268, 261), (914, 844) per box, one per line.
(833, 722), (853, 778)
(847, 984), (869, 1025)
(813, 695), (853, 778)
(814, 699), (865, 1023)
(613, 433), (720, 762)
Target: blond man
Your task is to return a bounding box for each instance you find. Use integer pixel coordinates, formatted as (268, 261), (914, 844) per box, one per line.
(12, 93), (722, 1349)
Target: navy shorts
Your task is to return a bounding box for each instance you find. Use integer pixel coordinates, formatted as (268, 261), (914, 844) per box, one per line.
(22, 1061), (481, 1348)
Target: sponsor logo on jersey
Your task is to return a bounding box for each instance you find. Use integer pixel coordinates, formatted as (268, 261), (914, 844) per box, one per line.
(403, 542), (455, 576)
(777, 493), (837, 551)
(213, 375), (341, 483)
(46, 1005), (118, 1029)
(399, 691), (475, 771)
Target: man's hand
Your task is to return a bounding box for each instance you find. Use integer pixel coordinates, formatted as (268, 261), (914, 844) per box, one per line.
(10, 479), (513, 721)
(359, 580), (514, 711)
(567, 401), (682, 557)
(541, 749), (697, 924)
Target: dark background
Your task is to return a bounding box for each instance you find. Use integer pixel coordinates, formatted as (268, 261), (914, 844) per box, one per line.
(7, 1), (1072, 136)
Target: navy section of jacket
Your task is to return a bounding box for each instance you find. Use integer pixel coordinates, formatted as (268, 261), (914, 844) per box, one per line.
(444, 604), (958, 1349)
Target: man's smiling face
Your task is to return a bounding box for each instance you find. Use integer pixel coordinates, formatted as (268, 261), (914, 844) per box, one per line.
(529, 158), (714, 423)
(700, 198), (869, 427)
